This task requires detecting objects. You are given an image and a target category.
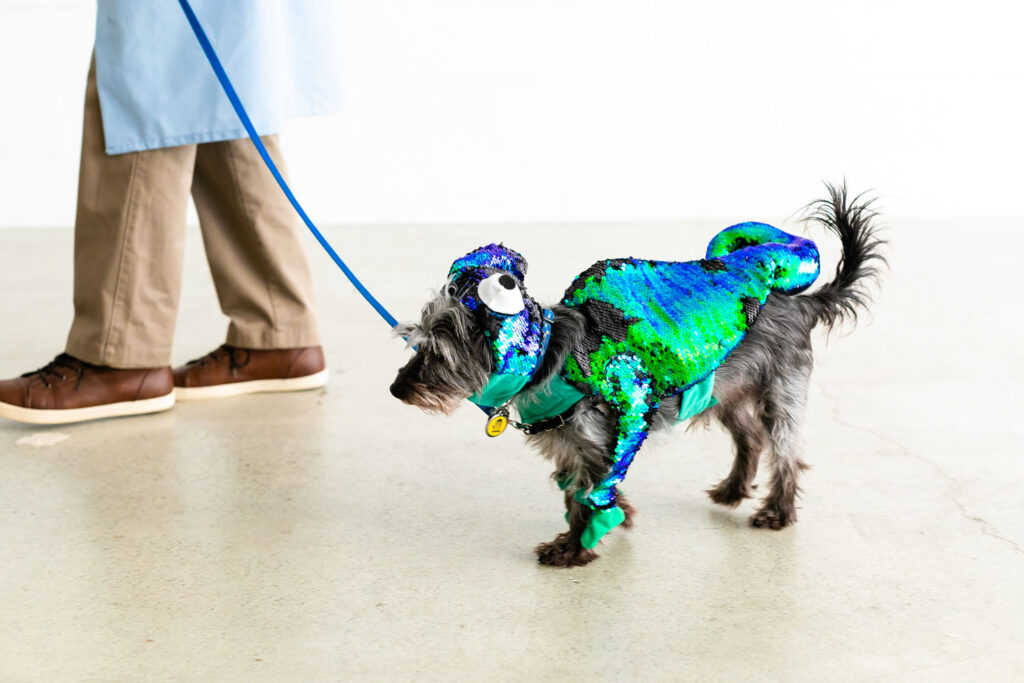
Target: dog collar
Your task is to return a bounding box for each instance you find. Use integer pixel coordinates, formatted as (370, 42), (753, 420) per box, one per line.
(470, 374), (532, 411)
(515, 374), (588, 425)
(469, 308), (596, 437)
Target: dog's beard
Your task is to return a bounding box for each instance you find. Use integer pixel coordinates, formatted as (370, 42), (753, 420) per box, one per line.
(391, 349), (480, 415)
(393, 376), (469, 416)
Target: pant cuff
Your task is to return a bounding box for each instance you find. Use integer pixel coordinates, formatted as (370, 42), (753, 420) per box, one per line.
(225, 324), (321, 350)
(65, 338), (173, 369)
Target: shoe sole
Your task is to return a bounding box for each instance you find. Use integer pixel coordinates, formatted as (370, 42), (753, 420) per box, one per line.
(173, 368), (330, 401)
(0, 392), (176, 426)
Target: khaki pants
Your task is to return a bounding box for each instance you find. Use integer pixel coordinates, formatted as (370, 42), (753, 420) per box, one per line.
(66, 59), (320, 369)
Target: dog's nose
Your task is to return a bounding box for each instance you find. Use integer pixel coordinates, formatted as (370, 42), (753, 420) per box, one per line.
(389, 380), (406, 400)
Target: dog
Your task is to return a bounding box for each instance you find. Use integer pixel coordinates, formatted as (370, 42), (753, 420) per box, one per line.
(390, 184), (885, 567)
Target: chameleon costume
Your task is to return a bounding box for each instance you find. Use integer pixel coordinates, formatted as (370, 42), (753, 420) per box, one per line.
(450, 222), (820, 548)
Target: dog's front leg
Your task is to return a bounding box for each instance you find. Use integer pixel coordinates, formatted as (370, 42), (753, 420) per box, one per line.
(534, 481), (639, 567)
(534, 492), (601, 568)
(535, 354), (656, 567)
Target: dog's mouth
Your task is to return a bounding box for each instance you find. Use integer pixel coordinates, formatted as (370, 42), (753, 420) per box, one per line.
(389, 381), (462, 416)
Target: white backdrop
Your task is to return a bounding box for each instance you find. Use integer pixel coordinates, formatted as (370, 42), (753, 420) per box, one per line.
(0, 0), (1021, 228)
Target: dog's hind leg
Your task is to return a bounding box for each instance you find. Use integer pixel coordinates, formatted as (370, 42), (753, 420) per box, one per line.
(750, 369), (811, 529)
(707, 398), (766, 507)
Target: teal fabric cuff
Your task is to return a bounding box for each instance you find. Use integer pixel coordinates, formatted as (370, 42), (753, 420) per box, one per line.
(556, 477), (624, 548)
(676, 372), (718, 423)
(580, 506), (626, 549)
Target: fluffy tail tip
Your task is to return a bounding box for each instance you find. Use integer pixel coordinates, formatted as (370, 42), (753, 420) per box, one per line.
(802, 181), (888, 329)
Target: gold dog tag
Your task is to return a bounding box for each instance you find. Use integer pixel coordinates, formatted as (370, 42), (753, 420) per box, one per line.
(485, 412), (508, 437)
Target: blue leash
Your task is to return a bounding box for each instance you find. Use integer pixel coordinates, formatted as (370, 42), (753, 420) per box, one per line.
(178, 0), (491, 417)
(176, 0), (398, 329)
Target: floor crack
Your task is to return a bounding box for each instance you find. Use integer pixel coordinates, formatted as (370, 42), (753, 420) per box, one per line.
(814, 381), (1024, 557)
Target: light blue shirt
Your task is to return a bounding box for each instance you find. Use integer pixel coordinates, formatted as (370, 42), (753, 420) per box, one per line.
(95, 0), (345, 154)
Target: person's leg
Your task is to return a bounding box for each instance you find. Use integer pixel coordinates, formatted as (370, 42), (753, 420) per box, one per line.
(0, 57), (192, 424)
(191, 135), (320, 350)
(173, 135), (326, 400)
(66, 58), (196, 368)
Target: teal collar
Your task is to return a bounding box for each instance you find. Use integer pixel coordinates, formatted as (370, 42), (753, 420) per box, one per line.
(514, 375), (588, 424)
(470, 371), (589, 434)
(469, 373), (532, 409)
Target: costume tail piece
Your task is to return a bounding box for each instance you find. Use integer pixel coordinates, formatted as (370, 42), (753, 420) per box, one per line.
(705, 222), (821, 295)
(803, 183), (887, 329)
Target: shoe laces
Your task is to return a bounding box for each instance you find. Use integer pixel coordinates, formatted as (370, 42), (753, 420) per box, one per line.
(22, 353), (95, 389)
(186, 345), (251, 371)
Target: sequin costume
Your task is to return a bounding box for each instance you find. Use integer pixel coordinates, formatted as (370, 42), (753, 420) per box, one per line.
(561, 222), (819, 516)
(447, 223), (819, 548)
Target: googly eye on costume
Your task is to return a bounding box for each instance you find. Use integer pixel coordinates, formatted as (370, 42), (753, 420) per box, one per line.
(477, 273), (525, 314)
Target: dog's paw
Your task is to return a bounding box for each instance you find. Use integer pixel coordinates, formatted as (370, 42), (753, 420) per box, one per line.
(749, 505), (796, 530)
(617, 496), (637, 529)
(534, 532), (599, 567)
(707, 479), (755, 508)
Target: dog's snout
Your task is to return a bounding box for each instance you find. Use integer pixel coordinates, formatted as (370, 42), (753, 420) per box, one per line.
(390, 354), (422, 402)
(389, 379), (407, 400)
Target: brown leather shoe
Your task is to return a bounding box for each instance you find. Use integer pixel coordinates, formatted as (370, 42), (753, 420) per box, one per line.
(0, 354), (175, 425)
(173, 345), (328, 401)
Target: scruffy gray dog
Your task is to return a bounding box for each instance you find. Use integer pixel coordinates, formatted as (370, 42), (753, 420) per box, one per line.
(391, 185), (884, 567)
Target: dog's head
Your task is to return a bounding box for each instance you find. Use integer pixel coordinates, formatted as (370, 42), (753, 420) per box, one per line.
(390, 244), (549, 414)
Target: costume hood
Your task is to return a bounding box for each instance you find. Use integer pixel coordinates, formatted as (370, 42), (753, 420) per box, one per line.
(447, 244), (551, 408)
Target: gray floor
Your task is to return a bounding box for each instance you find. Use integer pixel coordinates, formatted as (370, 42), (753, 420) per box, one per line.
(1, 220), (1021, 681)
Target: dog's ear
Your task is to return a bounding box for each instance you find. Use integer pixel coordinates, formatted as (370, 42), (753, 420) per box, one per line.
(393, 321), (417, 338)
(392, 320), (423, 349)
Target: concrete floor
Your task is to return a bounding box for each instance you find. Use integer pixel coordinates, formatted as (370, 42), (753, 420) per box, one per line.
(0, 219), (1022, 681)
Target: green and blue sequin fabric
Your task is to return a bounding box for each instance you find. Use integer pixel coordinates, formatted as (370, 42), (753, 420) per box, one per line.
(561, 222), (819, 513)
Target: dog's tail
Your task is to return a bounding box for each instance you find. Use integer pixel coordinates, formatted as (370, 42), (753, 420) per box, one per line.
(801, 183), (887, 330)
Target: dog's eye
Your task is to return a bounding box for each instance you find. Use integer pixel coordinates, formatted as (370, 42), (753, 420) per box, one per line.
(477, 273), (525, 314)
